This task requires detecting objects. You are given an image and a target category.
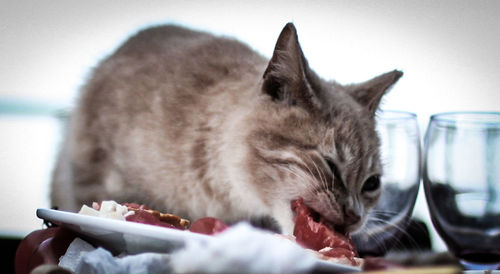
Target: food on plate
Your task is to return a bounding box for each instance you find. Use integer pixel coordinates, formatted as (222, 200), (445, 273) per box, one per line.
(77, 199), (362, 267)
(189, 217), (229, 235)
(291, 197), (361, 266)
(124, 202), (190, 229)
(78, 200), (190, 229)
(78, 200), (132, 220)
(78, 201), (227, 233)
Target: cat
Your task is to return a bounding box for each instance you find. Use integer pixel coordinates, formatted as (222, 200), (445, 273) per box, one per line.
(51, 23), (402, 235)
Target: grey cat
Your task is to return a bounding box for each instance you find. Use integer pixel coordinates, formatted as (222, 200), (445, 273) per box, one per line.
(51, 23), (402, 235)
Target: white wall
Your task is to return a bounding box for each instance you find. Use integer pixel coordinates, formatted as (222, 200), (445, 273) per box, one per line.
(1, 0), (499, 250)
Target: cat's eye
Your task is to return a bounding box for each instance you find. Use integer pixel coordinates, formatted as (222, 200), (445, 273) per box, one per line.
(362, 175), (381, 193)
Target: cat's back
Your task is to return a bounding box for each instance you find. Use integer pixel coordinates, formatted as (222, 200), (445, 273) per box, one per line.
(54, 25), (268, 211)
(79, 25), (267, 119)
(96, 24), (266, 84)
(72, 24), (268, 154)
(111, 25), (213, 60)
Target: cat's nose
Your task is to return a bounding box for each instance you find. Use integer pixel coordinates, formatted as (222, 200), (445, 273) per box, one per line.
(343, 206), (361, 228)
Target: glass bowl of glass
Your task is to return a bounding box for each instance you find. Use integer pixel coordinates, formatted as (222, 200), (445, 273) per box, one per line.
(423, 112), (500, 270)
(353, 110), (421, 256)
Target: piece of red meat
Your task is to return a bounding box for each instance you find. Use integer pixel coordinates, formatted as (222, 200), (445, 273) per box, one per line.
(291, 198), (358, 263)
(189, 217), (229, 235)
(125, 210), (178, 229)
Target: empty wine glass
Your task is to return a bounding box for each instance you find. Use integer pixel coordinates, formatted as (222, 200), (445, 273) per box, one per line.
(423, 112), (500, 270)
(353, 110), (421, 256)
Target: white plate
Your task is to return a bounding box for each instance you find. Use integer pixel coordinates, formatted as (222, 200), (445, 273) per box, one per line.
(37, 208), (211, 254)
(37, 208), (360, 272)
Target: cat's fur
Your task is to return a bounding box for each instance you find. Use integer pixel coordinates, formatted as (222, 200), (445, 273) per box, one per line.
(51, 23), (402, 234)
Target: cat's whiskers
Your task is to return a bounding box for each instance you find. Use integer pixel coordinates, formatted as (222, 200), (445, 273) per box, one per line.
(369, 208), (401, 214)
(283, 166), (307, 185)
(355, 212), (417, 255)
(368, 209), (413, 235)
(356, 230), (387, 254)
(310, 158), (327, 191)
(363, 211), (421, 250)
(291, 155), (321, 193)
(261, 167), (306, 197)
(299, 153), (343, 219)
(284, 166), (315, 193)
(276, 163), (303, 184)
(295, 154), (342, 222)
(303, 153), (330, 193)
(280, 164), (318, 199)
(365, 215), (409, 236)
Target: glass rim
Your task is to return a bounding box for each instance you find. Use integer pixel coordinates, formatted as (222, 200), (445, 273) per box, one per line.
(377, 110), (417, 121)
(430, 111), (500, 126)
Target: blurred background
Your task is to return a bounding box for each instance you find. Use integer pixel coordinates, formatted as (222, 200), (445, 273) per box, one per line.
(1, 0), (499, 253)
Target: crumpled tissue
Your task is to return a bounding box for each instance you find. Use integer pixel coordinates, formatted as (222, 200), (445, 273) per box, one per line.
(170, 222), (317, 273)
(74, 248), (170, 274)
(59, 222), (318, 273)
(59, 238), (95, 271)
(59, 239), (170, 273)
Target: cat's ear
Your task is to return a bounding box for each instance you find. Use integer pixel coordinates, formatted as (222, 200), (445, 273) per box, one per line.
(346, 70), (403, 116)
(262, 23), (319, 110)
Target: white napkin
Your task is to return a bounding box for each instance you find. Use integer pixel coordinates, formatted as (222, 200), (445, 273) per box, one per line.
(170, 222), (317, 273)
(59, 222), (317, 273)
(59, 238), (95, 271)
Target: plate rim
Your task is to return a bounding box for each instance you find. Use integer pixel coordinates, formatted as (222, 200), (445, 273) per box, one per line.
(36, 208), (212, 242)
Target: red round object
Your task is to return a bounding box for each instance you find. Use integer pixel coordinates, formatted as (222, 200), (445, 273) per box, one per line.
(15, 227), (76, 274)
(189, 217), (228, 235)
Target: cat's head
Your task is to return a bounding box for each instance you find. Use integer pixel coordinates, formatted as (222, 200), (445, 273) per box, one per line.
(247, 23), (402, 233)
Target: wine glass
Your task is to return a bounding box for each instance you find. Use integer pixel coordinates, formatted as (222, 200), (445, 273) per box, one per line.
(423, 112), (500, 270)
(353, 110), (421, 256)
